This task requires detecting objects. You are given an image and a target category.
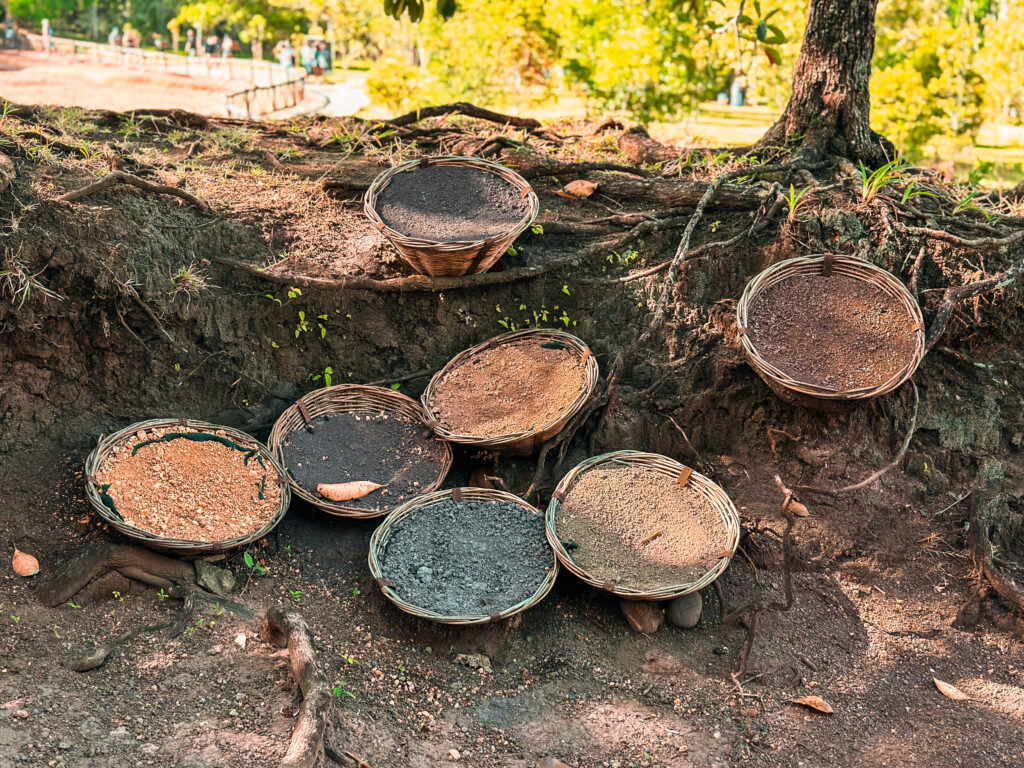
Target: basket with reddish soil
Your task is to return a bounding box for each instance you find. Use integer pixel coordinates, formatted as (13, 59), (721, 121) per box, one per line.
(421, 329), (600, 455)
(546, 451), (740, 601)
(736, 254), (926, 408)
(363, 155), (540, 277)
(368, 487), (558, 625)
(84, 419), (290, 555)
(268, 385), (453, 519)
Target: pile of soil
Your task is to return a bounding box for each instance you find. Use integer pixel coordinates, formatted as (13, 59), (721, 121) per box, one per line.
(556, 465), (730, 591)
(745, 273), (919, 391)
(430, 340), (588, 437)
(375, 164), (531, 241)
(379, 497), (551, 615)
(280, 411), (449, 511)
(94, 427), (282, 541)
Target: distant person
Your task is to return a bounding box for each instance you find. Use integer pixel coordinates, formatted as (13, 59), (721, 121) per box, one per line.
(299, 41), (315, 75)
(275, 40), (296, 68)
(123, 24), (140, 48)
(4, 21), (16, 50)
(204, 35), (219, 56)
(41, 18), (51, 51)
(185, 28), (197, 56)
(315, 42), (331, 75)
(108, 26), (121, 47)
(221, 32), (234, 58)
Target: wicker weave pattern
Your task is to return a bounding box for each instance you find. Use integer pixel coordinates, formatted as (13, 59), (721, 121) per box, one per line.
(367, 487), (558, 625)
(84, 418), (291, 556)
(421, 329), (600, 455)
(546, 451), (740, 601)
(364, 156), (540, 277)
(736, 254), (926, 405)
(268, 384), (453, 519)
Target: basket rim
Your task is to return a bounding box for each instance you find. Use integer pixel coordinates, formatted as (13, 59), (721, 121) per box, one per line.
(420, 328), (600, 448)
(546, 450), (741, 600)
(363, 155), (540, 249)
(735, 253), (926, 401)
(267, 384), (454, 520)
(368, 486), (559, 625)
(84, 418), (291, 553)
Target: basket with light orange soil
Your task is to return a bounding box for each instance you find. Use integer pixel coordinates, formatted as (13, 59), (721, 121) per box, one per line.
(268, 385), (453, 519)
(546, 451), (740, 601)
(421, 329), (600, 455)
(363, 156), (540, 277)
(736, 254), (926, 409)
(84, 419), (290, 555)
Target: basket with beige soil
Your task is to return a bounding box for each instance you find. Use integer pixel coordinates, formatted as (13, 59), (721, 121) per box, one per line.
(737, 254), (926, 408)
(422, 329), (600, 455)
(85, 419), (290, 555)
(546, 451), (740, 601)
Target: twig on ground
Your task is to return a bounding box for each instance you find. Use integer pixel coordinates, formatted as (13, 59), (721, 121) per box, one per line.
(57, 170), (210, 211)
(263, 603), (333, 768)
(386, 102), (541, 129)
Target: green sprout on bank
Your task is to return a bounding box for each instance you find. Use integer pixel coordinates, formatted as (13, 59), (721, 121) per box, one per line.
(168, 262), (212, 301)
(295, 310), (311, 337)
(859, 158), (906, 204)
(900, 180), (936, 205)
(390, 382), (401, 390)
(953, 190), (992, 220)
(244, 551), (267, 577)
(783, 184), (812, 222)
(288, 589), (302, 602)
(311, 366), (334, 387)
(332, 681), (356, 699)
(1, 253), (64, 308)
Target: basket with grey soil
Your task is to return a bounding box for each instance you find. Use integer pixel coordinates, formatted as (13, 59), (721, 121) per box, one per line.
(368, 488), (558, 625)
(268, 385), (453, 519)
(364, 156), (540, 277)
(547, 451), (740, 601)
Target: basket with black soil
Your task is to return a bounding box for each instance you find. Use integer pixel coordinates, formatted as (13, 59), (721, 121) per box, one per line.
(84, 418), (290, 555)
(737, 254), (926, 408)
(368, 487), (558, 625)
(421, 329), (600, 455)
(364, 156), (540, 277)
(268, 385), (453, 519)
(546, 451), (740, 601)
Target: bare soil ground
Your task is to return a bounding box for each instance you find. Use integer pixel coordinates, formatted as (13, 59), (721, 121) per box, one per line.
(0, 51), (239, 116)
(1, 104), (1023, 768)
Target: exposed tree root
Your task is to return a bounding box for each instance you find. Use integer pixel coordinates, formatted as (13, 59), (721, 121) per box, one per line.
(57, 170), (211, 211)
(386, 102), (541, 129)
(617, 125), (682, 166)
(263, 603), (333, 768)
(965, 494), (1024, 617)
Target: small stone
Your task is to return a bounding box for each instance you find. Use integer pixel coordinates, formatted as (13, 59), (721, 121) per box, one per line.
(448, 749), (461, 761)
(234, 633), (247, 649)
(139, 744), (159, 755)
(416, 566), (434, 583)
(666, 592), (703, 629)
(195, 560), (236, 595)
(620, 600), (664, 634)
(109, 727), (129, 739)
(208, 644), (224, 655)
(229, 709), (239, 717)
(12, 709), (29, 719)
(453, 653), (492, 674)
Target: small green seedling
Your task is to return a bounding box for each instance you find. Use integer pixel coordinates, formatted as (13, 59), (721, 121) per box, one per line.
(244, 551), (267, 576)
(332, 682), (356, 699)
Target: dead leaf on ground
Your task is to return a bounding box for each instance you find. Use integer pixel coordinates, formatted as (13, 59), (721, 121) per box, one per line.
(317, 480), (385, 501)
(789, 695), (834, 714)
(537, 759), (574, 768)
(934, 677), (969, 701)
(555, 179), (598, 199)
(784, 498), (810, 517)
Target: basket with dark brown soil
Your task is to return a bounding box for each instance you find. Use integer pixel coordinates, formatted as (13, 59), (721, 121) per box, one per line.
(268, 385), (452, 519)
(85, 419), (290, 555)
(368, 488), (558, 624)
(422, 329), (600, 455)
(364, 156), (540, 277)
(547, 452), (740, 601)
(737, 254), (925, 406)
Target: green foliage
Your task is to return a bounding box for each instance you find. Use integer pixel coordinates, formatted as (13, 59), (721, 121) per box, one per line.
(858, 158), (907, 204)
(244, 551), (267, 576)
(783, 183), (811, 221)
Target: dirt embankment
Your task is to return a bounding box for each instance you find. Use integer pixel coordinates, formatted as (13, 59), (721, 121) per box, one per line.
(1, 104), (1024, 767)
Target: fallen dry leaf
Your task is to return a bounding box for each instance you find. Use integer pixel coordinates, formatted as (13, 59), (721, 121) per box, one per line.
(537, 758), (574, 768)
(317, 481), (385, 501)
(789, 695), (834, 714)
(555, 179), (598, 199)
(934, 677), (969, 701)
(785, 498), (810, 517)
(12, 548), (39, 577)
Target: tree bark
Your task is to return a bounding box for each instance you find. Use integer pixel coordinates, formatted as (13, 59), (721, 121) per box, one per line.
(756, 0), (894, 165)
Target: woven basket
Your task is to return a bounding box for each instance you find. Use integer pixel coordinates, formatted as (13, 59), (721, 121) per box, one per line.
(364, 156), (540, 277)
(421, 329), (600, 456)
(546, 451), (740, 601)
(736, 254), (926, 409)
(368, 487), (558, 625)
(84, 418), (290, 556)
(267, 384), (453, 519)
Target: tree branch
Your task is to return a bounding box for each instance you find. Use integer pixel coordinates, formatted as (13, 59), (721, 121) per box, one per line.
(58, 170), (210, 211)
(387, 102), (541, 129)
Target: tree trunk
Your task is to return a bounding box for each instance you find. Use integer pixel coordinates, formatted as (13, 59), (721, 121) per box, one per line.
(756, 0), (894, 166)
